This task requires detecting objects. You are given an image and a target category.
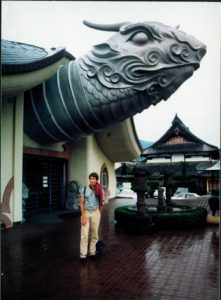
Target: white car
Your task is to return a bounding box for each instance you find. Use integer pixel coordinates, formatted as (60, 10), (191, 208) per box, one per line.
(116, 189), (137, 199)
(173, 187), (188, 196)
(171, 192), (200, 200)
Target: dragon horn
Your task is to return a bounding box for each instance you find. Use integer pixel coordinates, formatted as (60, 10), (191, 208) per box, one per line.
(83, 20), (128, 32)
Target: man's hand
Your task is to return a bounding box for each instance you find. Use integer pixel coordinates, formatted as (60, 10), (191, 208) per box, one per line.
(80, 196), (87, 225)
(81, 216), (87, 226)
(99, 206), (103, 215)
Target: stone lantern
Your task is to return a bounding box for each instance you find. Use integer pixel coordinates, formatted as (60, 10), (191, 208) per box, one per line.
(131, 162), (152, 229)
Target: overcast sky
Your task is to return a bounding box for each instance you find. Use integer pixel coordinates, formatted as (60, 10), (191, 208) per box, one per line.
(2, 1), (220, 147)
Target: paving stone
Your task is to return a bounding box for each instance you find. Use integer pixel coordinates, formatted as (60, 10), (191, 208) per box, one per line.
(1, 197), (219, 300)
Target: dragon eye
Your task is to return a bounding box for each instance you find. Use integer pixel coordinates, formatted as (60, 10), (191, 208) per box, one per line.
(129, 32), (149, 45)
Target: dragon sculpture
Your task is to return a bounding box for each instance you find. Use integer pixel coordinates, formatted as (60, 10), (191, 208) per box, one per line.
(24, 20), (206, 144)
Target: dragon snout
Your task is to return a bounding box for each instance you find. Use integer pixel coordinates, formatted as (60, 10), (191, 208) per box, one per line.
(192, 45), (206, 70)
(197, 46), (206, 61)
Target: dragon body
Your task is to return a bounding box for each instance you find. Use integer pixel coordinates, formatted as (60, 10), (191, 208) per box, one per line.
(24, 21), (206, 143)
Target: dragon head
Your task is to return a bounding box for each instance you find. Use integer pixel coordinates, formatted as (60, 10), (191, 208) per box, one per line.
(82, 20), (206, 105)
(23, 20), (207, 144)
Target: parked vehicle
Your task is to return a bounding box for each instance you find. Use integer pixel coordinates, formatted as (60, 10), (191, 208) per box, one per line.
(116, 182), (137, 199)
(116, 189), (137, 199)
(173, 187), (189, 196)
(171, 192), (200, 200)
(153, 187), (166, 199)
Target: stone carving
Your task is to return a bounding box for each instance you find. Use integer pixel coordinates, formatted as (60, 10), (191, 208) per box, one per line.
(24, 21), (206, 144)
(66, 181), (81, 211)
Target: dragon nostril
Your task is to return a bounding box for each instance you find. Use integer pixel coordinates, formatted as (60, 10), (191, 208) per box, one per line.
(197, 47), (206, 60)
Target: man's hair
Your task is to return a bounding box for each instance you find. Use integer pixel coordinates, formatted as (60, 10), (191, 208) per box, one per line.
(89, 172), (99, 181)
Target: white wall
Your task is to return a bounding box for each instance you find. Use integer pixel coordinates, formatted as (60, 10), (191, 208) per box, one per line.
(171, 154), (185, 162)
(147, 155), (211, 163)
(69, 138), (88, 187)
(185, 156), (209, 162)
(147, 158), (171, 163)
(23, 133), (65, 151)
(69, 136), (116, 198)
(87, 136), (116, 199)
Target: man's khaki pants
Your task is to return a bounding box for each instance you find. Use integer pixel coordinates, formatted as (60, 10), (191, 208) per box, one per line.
(80, 209), (101, 258)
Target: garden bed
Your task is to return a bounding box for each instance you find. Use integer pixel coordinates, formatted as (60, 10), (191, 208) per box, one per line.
(114, 205), (208, 231)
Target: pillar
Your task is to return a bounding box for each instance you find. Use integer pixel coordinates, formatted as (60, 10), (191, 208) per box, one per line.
(13, 93), (24, 222)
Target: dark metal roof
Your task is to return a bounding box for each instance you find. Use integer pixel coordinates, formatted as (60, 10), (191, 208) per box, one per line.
(196, 160), (220, 172)
(196, 161), (215, 171)
(2, 39), (66, 74)
(142, 115), (218, 157)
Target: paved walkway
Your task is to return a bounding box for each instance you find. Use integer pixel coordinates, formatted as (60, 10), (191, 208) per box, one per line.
(1, 197), (219, 300)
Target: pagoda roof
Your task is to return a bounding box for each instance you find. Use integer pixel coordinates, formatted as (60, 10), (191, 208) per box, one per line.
(142, 115), (218, 158)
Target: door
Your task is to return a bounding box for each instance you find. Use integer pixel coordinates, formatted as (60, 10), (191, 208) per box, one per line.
(23, 155), (67, 215)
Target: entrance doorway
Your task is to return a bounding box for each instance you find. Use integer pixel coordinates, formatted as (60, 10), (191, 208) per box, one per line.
(23, 155), (67, 215)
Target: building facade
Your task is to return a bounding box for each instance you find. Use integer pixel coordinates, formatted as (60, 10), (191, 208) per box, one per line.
(1, 40), (142, 228)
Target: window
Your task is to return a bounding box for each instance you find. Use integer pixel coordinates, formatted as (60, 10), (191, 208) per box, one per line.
(100, 164), (108, 192)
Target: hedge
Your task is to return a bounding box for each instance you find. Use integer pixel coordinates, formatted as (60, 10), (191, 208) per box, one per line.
(114, 205), (208, 231)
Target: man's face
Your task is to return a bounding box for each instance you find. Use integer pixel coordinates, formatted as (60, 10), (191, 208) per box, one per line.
(89, 176), (97, 187)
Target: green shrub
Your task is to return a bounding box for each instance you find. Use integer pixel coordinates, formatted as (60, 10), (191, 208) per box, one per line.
(114, 205), (207, 231)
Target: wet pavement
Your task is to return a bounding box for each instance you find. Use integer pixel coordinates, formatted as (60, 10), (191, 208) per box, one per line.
(1, 197), (220, 300)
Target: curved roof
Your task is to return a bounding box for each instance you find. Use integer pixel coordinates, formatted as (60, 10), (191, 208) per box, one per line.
(142, 115), (218, 158)
(2, 40), (74, 98)
(2, 39), (66, 74)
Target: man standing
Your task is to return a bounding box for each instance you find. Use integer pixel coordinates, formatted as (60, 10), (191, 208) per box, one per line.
(79, 172), (104, 263)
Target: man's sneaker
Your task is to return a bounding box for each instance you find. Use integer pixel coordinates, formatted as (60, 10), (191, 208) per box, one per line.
(89, 254), (99, 261)
(80, 256), (87, 264)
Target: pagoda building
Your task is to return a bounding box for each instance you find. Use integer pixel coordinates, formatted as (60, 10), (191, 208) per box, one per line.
(116, 115), (219, 195)
(140, 115), (219, 194)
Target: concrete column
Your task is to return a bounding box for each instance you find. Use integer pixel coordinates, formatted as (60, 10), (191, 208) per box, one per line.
(13, 93), (24, 222)
(1, 97), (14, 227)
(69, 137), (88, 186)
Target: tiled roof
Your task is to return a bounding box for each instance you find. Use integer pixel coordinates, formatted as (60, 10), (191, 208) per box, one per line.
(2, 39), (66, 74)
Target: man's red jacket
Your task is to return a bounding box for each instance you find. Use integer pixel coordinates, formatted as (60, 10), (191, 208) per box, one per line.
(94, 183), (104, 206)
